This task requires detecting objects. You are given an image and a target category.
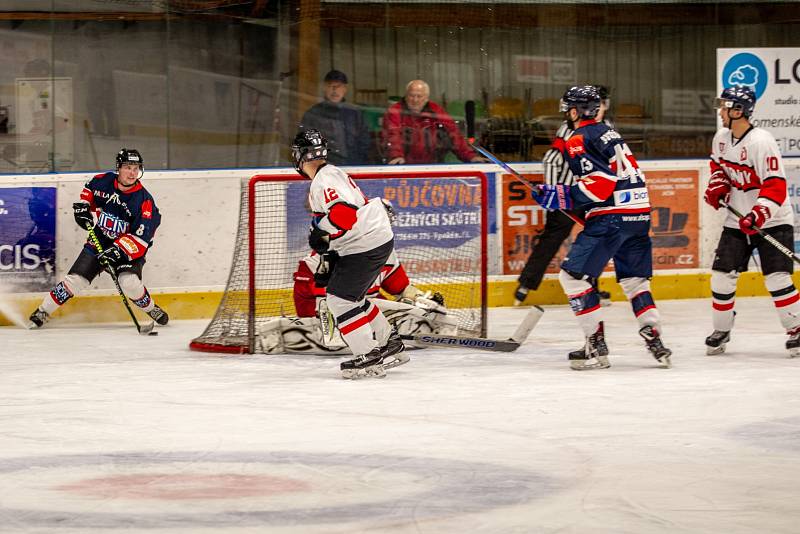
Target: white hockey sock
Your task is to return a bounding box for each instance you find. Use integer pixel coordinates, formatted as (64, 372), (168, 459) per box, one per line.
(711, 270), (738, 332)
(40, 273), (91, 315)
(559, 270), (602, 336)
(118, 272), (155, 312)
(765, 272), (800, 332)
(620, 277), (661, 329)
(367, 301), (392, 346)
(327, 293), (379, 356)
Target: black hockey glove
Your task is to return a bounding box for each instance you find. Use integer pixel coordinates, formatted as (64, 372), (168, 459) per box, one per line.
(308, 225), (330, 254)
(313, 252), (338, 287)
(97, 244), (127, 269)
(73, 202), (93, 230)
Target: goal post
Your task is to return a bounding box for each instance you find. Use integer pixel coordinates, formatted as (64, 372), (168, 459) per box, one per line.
(190, 170), (489, 354)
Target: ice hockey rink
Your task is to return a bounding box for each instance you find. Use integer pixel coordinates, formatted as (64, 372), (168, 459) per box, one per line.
(1, 296), (800, 534)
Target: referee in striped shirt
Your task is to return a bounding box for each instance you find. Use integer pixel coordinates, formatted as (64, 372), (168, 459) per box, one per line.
(514, 85), (613, 306)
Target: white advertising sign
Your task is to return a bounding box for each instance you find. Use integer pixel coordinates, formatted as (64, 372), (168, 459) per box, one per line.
(717, 48), (800, 155)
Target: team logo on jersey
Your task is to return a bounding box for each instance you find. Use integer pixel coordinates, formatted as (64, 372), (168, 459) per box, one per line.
(721, 52), (767, 98)
(141, 199), (153, 219)
(719, 142), (726, 152)
(740, 147), (748, 161)
(97, 211), (129, 237)
(566, 135), (585, 157)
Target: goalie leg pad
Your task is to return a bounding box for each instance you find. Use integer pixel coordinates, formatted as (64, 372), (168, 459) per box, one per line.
(765, 272), (800, 331)
(710, 270), (738, 332)
(620, 277), (660, 329)
(559, 269), (602, 337)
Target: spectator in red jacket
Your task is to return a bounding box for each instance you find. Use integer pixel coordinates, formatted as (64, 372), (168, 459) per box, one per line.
(381, 79), (488, 165)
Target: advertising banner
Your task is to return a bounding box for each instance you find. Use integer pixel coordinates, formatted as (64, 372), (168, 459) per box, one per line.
(285, 175), (484, 276)
(0, 187), (56, 291)
(500, 168), (700, 275)
(647, 170), (699, 269)
(717, 48), (800, 156)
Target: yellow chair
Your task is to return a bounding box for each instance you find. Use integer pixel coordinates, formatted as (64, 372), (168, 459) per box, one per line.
(489, 98), (524, 119)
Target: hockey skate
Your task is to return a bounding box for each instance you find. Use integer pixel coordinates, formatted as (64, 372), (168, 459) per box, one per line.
(705, 330), (731, 355)
(148, 304), (169, 326)
(27, 307), (50, 329)
(341, 348), (386, 379)
(380, 330), (410, 370)
(639, 325), (672, 368)
(568, 321), (609, 360)
(569, 325), (610, 370)
(786, 327), (800, 358)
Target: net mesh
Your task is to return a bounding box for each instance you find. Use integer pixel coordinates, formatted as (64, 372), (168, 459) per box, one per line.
(190, 171), (488, 353)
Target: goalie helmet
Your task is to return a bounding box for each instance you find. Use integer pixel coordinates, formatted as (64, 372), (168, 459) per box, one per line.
(291, 129), (328, 174)
(715, 85), (756, 118)
(115, 148), (144, 178)
(559, 85), (602, 119)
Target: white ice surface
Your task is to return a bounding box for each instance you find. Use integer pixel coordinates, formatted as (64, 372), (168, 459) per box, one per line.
(1, 297), (800, 534)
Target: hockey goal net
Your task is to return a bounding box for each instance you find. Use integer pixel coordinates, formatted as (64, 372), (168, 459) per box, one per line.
(190, 170), (488, 354)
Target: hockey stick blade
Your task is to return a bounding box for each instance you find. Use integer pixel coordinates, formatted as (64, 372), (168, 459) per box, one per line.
(402, 333), (521, 352)
(402, 306), (544, 352)
(139, 321), (158, 336)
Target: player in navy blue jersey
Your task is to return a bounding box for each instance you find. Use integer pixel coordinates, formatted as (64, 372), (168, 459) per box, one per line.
(533, 85), (671, 370)
(28, 148), (168, 329)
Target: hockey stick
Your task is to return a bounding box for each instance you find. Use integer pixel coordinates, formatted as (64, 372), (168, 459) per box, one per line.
(401, 305), (544, 352)
(721, 201), (800, 265)
(470, 142), (585, 227)
(86, 226), (157, 336)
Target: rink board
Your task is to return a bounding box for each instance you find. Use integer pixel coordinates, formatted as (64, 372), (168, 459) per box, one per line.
(1, 158), (799, 325)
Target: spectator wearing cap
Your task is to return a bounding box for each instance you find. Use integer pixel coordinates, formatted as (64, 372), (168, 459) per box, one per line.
(381, 79), (488, 165)
(299, 69), (371, 165)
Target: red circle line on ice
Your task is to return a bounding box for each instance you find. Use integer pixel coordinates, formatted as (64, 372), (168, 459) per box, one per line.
(0, 451), (546, 528)
(57, 473), (311, 500)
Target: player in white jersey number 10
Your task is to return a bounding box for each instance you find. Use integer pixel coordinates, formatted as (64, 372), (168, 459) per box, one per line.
(292, 128), (408, 379)
(704, 85), (800, 357)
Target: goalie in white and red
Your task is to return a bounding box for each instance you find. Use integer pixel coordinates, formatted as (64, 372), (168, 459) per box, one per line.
(259, 249), (455, 356)
(291, 128), (408, 379)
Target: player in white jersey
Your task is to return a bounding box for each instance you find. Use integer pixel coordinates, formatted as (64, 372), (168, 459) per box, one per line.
(293, 129), (407, 378)
(703, 85), (800, 357)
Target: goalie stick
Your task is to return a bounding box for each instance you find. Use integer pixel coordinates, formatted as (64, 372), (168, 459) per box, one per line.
(401, 305), (544, 352)
(87, 226), (157, 336)
(722, 201), (800, 265)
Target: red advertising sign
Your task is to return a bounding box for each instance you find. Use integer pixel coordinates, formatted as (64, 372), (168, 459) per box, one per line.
(501, 168), (700, 275)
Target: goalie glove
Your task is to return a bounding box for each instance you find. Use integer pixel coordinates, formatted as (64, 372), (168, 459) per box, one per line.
(415, 291), (447, 314)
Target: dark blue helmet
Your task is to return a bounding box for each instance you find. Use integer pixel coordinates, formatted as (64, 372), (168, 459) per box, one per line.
(560, 85), (602, 119)
(716, 85), (756, 118)
(291, 129), (328, 173)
